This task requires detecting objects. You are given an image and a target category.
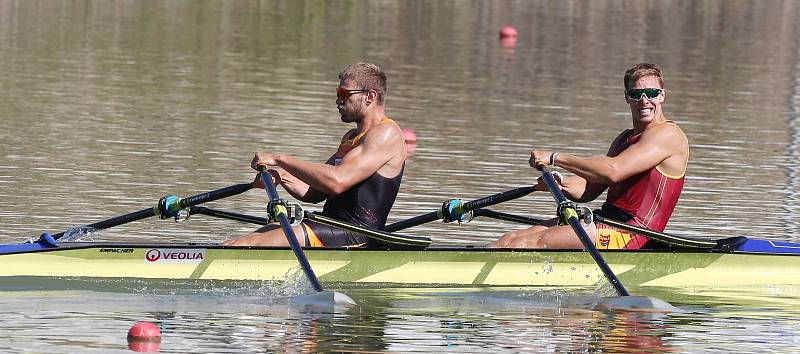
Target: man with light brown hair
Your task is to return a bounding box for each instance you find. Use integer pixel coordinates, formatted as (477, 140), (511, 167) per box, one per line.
(490, 63), (689, 249)
(224, 62), (406, 248)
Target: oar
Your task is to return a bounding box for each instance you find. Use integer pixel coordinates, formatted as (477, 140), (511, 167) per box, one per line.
(190, 206), (431, 249)
(536, 164), (630, 297)
(384, 186), (535, 232)
(0, 183), (254, 255)
(472, 208), (547, 225)
(256, 168), (355, 308)
(53, 183), (254, 239)
(472, 208), (745, 250)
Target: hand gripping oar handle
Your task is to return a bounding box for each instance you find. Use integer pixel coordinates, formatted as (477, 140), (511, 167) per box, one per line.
(258, 168), (325, 293)
(52, 183), (254, 240)
(384, 186), (535, 232)
(537, 165), (630, 297)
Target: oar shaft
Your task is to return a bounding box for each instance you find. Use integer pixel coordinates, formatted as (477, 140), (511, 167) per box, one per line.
(383, 212), (439, 232)
(539, 171), (568, 204)
(565, 214), (629, 296)
(384, 186), (535, 232)
(462, 186), (534, 210)
(539, 167), (630, 297)
(472, 209), (545, 225)
(190, 206), (270, 225)
(259, 170), (324, 293)
(178, 183), (254, 208)
(53, 208), (157, 239)
(53, 183), (253, 240)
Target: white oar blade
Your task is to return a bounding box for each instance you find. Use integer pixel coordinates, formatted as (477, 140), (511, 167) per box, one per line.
(596, 296), (684, 313)
(289, 291), (357, 312)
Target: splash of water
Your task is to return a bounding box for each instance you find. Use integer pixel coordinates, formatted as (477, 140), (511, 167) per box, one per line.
(59, 227), (96, 242)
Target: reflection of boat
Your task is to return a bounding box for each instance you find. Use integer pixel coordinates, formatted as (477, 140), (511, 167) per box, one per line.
(788, 43), (800, 241)
(1, 241), (798, 288)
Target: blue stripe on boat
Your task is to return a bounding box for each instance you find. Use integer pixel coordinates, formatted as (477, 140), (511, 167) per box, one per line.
(0, 233), (58, 255)
(736, 239), (800, 254)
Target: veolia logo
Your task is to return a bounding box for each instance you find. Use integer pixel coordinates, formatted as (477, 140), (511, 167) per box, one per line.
(144, 248), (206, 264)
(145, 249), (161, 262)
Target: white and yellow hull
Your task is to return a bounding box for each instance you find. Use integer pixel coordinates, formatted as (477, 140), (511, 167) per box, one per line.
(1, 242), (798, 289)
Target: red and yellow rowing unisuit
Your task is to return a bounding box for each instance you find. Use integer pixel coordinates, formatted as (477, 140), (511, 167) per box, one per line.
(596, 122), (687, 250)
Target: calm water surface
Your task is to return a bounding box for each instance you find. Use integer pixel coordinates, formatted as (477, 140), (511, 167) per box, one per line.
(1, 0), (799, 352)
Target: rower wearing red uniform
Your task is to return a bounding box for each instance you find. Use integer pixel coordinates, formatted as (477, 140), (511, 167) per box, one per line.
(490, 63), (689, 249)
(223, 62), (406, 248)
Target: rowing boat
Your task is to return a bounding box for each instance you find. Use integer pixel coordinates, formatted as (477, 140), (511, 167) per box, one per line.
(1, 239), (798, 288)
(1, 183), (798, 293)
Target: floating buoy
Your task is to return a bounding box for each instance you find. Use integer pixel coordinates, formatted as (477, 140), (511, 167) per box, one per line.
(402, 128), (417, 155)
(127, 321), (161, 341)
(499, 25), (518, 48)
(402, 128), (417, 144)
(499, 25), (518, 39)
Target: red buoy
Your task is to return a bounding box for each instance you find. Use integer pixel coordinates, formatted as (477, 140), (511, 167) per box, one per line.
(499, 25), (518, 39)
(499, 25), (518, 48)
(402, 128), (417, 155)
(128, 321), (161, 341)
(402, 128), (417, 144)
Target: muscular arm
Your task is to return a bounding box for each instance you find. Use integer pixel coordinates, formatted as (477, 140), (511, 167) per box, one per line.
(556, 133), (627, 202)
(271, 123), (405, 197)
(560, 176), (607, 202)
(270, 167), (327, 203)
(557, 124), (688, 185)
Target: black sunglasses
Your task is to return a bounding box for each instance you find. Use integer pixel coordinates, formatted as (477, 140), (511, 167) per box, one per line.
(336, 87), (369, 100)
(626, 88), (662, 101)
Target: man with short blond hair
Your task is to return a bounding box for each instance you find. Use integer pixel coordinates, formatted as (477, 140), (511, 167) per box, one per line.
(491, 63), (689, 249)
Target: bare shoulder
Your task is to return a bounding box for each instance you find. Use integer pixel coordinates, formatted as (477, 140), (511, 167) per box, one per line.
(364, 121), (404, 145)
(363, 121), (406, 172)
(646, 121), (689, 176)
(643, 121), (688, 147)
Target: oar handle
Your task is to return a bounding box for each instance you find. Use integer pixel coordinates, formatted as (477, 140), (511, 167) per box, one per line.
(536, 164), (630, 297)
(258, 168), (325, 293)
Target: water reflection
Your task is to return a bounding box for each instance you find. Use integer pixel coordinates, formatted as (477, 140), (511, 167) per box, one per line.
(1, 0), (799, 244)
(1, 0), (800, 353)
(786, 44), (800, 239)
(0, 284), (798, 352)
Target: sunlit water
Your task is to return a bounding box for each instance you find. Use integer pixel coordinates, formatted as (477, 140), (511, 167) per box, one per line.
(1, 0), (799, 352)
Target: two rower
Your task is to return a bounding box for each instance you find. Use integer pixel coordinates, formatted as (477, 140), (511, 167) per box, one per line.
(226, 62), (688, 251)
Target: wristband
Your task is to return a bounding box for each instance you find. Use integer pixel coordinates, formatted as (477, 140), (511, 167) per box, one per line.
(549, 152), (559, 166)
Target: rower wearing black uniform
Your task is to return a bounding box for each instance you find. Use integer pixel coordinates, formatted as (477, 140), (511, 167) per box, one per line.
(222, 62), (406, 248)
